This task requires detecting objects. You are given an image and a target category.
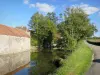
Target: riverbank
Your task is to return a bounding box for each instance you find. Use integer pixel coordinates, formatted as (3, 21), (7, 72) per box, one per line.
(54, 41), (93, 75)
(5, 41), (93, 75)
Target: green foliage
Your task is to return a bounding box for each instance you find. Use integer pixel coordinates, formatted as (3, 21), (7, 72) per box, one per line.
(64, 8), (97, 40)
(29, 7), (96, 75)
(56, 7), (97, 50)
(29, 8), (97, 50)
(54, 41), (93, 75)
(56, 32), (77, 50)
(31, 37), (38, 46)
(29, 12), (57, 49)
(47, 12), (58, 24)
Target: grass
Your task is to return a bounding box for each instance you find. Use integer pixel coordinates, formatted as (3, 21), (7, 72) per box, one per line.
(54, 41), (93, 75)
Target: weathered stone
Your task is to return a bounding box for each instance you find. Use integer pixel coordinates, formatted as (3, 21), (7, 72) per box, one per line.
(0, 35), (30, 75)
(0, 51), (30, 75)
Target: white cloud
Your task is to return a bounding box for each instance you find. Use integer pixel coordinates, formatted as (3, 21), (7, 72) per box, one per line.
(29, 2), (55, 13)
(24, 0), (29, 4)
(71, 3), (100, 15)
(23, 0), (55, 13)
(29, 4), (35, 8)
(36, 3), (55, 13)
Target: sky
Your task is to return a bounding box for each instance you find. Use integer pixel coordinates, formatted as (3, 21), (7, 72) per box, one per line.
(0, 0), (100, 36)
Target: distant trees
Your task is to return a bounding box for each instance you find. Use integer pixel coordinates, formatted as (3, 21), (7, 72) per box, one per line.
(16, 26), (27, 31)
(29, 7), (97, 50)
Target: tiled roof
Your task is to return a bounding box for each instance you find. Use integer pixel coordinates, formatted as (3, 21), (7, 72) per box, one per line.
(0, 24), (30, 38)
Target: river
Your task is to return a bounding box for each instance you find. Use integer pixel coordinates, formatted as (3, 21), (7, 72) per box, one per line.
(6, 50), (70, 75)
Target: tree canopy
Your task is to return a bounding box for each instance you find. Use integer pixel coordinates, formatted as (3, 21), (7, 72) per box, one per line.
(57, 7), (97, 50)
(29, 8), (97, 50)
(29, 12), (57, 49)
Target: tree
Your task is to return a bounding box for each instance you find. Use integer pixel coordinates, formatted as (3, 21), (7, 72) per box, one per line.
(64, 7), (97, 41)
(57, 22), (77, 50)
(46, 12), (58, 24)
(29, 12), (57, 50)
(57, 7), (97, 50)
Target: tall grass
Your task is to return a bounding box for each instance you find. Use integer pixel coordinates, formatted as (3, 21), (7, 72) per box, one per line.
(54, 41), (92, 75)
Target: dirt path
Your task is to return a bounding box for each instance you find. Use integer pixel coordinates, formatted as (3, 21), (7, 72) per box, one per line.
(86, 44), (100, 75)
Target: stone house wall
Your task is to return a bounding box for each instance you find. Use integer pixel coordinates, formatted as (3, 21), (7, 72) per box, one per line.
(0, 35), (30, 75)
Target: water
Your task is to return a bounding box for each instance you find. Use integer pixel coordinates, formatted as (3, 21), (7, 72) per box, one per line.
(29, 52), (57, 75)
(7, 50), (70, 75)
(14, 61), (36, 75)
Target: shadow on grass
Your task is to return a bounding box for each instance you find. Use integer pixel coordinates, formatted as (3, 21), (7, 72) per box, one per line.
(93, 59), (100, 63)
(87, 40), (100, 46)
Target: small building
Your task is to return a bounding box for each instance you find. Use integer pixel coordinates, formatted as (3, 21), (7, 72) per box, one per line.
(0, 24), (30, 75)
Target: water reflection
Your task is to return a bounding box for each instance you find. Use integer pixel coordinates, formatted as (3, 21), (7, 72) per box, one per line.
(14, 68), (29, 75)
(29, 52), (57, 75)
(14, 61), (35, 75)
(7, 51), (70, 75)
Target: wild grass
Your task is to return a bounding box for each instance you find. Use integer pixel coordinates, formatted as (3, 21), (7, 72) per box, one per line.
(54, 41), (92, 75)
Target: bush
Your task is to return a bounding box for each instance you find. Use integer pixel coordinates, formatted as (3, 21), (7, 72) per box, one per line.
(31, 37), (38, 46)
(56, 35), (77, 51)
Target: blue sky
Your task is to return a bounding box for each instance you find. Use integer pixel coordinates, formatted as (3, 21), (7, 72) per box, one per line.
(0, 0), (100, 36)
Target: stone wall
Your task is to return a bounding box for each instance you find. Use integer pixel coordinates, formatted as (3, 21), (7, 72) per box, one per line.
(0, 35), (30, 75)
(0, 35), (30, 54)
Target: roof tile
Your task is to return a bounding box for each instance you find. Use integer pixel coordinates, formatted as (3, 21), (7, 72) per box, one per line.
(0, 24), (30, 38)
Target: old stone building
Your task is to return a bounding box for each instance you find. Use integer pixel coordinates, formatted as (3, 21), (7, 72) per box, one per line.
(0, 24), (30, 75)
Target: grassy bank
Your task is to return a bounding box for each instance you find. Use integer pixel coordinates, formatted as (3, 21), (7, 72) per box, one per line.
(54, 41), (93, 75)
